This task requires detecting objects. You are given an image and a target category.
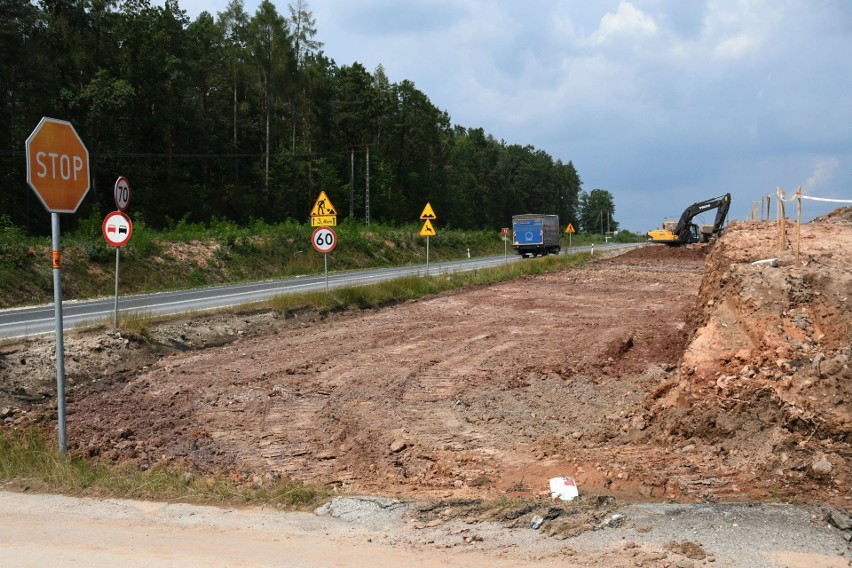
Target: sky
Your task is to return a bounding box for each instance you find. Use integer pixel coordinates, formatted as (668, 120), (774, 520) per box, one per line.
(164, 0), (852, 232)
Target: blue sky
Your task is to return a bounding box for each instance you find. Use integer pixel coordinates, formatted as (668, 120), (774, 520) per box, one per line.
(165, 0), (852, 232)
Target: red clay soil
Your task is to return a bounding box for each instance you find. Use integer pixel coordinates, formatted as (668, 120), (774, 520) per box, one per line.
(3, 214), (850, 509)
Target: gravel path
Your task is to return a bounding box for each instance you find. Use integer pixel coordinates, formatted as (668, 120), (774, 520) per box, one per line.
(1, 491), (849, 567)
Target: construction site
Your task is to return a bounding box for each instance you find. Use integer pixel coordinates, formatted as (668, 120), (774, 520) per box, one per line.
(1, 211), (850, 566)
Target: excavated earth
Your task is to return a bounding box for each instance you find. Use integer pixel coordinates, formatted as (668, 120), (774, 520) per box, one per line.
(1, 215), (850, 518)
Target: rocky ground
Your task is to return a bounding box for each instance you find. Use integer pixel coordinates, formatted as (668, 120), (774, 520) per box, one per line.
(1, 212), (850, 565)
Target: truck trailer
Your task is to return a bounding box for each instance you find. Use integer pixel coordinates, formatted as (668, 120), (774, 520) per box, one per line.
(512, 214), (561, 257)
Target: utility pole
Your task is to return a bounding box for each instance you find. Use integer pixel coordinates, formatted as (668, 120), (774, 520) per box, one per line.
(365, 145), (370, 225)
(345, 143), (372, 222)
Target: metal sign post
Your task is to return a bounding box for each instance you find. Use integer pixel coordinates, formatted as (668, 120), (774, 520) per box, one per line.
(114, 247), (120, 327)
(564, 223), (576, 251)
(501, 227), (509, 265)
(50, 213), (67, 452)
(103, 210), (133, 327)
(311, 226), (337, 291)
(419, 204), (437, 276)
(26, 117), (91, 454)
(111, 177), (131, 326)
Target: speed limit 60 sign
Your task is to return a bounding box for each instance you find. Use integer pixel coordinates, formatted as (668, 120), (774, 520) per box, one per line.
(311, 226), (337, 253)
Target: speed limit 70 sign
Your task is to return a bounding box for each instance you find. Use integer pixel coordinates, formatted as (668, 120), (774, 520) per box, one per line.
(311, 226), (337, 253)
(114, 176), (130, 211)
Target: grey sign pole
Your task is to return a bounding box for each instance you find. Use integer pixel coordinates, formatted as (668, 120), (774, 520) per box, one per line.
(26, 117), (90, 455)
(51, 213), (67, 453)
(426, 236), (430, 275)
(324, 253), (329, 292)
(113, 247), (120, 327)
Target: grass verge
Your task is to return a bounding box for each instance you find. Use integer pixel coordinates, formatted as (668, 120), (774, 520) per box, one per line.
(0, 428), (328, 509)
(267, 250), (592, 314)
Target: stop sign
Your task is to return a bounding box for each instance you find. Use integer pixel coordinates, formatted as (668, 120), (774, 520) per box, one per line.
(25, 117), (90, 213)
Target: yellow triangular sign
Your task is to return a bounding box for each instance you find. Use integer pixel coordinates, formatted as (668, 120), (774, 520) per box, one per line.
(310, 191), (337, 217)
(420, 202), (436, 220)
(564, 223), (576, 234)
(420, 219), (436, 236)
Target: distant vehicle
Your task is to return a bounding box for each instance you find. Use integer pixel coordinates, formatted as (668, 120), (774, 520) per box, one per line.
(647, 193), (731, 245)
(512, 214), (561, 257)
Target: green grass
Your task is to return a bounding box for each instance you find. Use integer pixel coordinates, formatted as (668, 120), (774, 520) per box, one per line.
(266, 250), (592, 314)
(0, 428), (328, 509)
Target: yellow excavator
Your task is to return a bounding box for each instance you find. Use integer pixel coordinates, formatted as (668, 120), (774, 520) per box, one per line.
(647, 193), (731, 245)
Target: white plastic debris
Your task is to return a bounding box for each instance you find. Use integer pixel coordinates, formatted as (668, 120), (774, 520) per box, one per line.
(750, 258), (778, 267)
(530, 515), (544, 529)
(549, 476), (579, 501)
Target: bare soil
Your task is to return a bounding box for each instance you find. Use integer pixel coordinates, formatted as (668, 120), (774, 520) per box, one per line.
(1, 213), (850, 562)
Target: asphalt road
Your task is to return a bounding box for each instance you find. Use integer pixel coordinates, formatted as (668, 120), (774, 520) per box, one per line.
(0, 243), (639, 340)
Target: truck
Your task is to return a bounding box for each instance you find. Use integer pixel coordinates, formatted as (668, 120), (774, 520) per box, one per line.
(647, 193), (731, 246)
(512, 214), (561, 257)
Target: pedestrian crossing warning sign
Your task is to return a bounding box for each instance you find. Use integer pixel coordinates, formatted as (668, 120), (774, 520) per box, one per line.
(564, 223), (576, 234)
(420, 202), (436, 220)
(310, 191), (337, 217)
(420, 219), (436, 236)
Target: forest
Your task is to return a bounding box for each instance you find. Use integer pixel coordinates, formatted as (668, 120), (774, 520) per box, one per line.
(1, 0), (619, 235)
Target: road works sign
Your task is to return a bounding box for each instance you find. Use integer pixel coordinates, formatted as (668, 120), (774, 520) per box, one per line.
(25, 117), (90, 213)
(565, 223), (576, 234)
(310, 191), (337, 227)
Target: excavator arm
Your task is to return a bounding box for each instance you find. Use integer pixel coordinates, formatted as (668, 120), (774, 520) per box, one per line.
(648, 193), (731, 245)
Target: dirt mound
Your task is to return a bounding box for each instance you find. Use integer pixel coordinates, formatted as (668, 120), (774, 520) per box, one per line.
(645, 219), (851, 505)
(811, 205), (852, 224)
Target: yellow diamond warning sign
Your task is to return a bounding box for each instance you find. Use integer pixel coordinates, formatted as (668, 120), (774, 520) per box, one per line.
(420, 202), (436, 220)
(420, 219), (436, 236)
(564, 223), (576, 234)
(310, 191), (337, 217)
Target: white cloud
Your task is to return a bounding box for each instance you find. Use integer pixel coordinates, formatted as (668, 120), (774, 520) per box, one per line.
(713, 33), (759, 59)
(588, 1), (658, 45)
(805, 157), (840, 192)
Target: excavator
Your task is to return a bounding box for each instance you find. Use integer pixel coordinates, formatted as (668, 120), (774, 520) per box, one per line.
(647, 193), (731, 245)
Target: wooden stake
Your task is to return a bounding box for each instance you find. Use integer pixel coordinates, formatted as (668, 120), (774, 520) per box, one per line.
(795, 186), (801, 263)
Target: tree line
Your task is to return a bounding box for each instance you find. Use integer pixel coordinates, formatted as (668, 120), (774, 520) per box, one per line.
(1, 0), (618, 235)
